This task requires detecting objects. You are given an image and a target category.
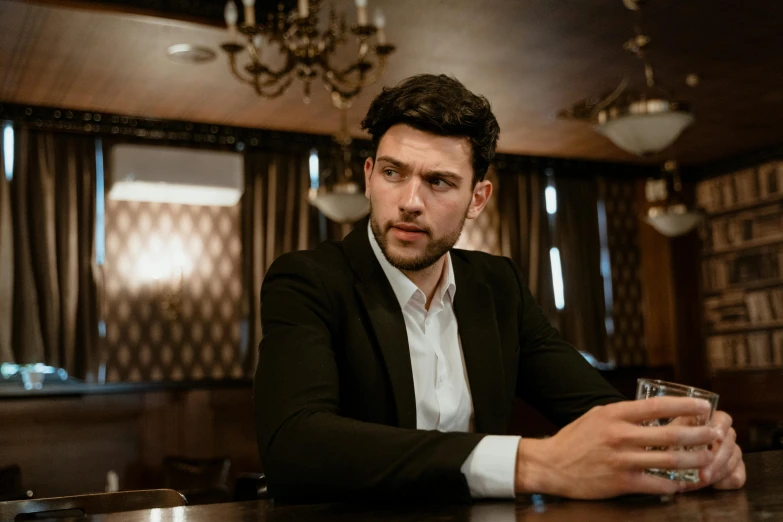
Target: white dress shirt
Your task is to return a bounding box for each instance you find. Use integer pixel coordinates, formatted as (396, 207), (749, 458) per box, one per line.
(368, 224), (521, 498)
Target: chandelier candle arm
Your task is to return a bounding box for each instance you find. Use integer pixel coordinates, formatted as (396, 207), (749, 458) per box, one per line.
(298, 0), (309, 19)
(374, 8), (386, 45)
(224, 1), (238, 41)
(241, 0), (255, 26)
(355, 0), (368, 26)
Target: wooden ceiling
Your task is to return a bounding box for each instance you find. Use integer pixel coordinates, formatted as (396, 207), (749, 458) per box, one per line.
(1, 0), (782, 164)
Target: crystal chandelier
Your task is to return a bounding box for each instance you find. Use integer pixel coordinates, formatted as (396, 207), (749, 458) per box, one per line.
(308, 107), (369, 223)
(221, 0), (395, 107)
(558, 0), (694, 156)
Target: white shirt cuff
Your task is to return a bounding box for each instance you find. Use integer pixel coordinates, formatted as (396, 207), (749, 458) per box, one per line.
(460, 435), (521, 498)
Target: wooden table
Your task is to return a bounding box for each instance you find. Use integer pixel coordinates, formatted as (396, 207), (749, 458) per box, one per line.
(71, 451), (783, 521)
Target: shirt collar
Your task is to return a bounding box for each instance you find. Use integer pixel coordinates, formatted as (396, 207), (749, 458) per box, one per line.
(367, 221), (456, 309)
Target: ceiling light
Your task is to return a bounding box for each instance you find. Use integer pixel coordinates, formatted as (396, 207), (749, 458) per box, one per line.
(167, 44), (217, 64)
(558, 0), (694, 157)
(308, 107), (369, 223)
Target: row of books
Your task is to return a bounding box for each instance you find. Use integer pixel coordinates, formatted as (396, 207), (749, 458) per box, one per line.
(702, 248), (783, 292)
(708, 205), (783, 251)
(704, 288), (783, 331)
(697, 161), (783, 213)
(707, 330), (783, 371)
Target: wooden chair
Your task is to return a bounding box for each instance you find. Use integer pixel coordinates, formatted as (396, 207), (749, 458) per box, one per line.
(233, 472), (269, 502)
(0, 489), (186, 520)
(162, 456), (232, 505)
(0, 465), (32, 502)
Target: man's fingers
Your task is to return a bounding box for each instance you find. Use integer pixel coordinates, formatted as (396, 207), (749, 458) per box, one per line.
(622, 471), (681, 496)
(626, 448), (714, 471)
(624, 424), (719, 448)
(701, 428), (737, 484)
(610, 397), (712, 424)
(714, 446), (745, 490)
(712, 411), (733, 440)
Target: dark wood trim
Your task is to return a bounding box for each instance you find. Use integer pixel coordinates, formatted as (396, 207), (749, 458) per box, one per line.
(0, 101), (355, 155)
(686, 144), (783, 182)
(19, 0), (299, 29)
(2, 101), (658, 176)
(493, 152), (657, 180)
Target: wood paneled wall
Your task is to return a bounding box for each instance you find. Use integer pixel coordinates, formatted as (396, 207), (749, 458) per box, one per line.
(0, 387), (259, 497)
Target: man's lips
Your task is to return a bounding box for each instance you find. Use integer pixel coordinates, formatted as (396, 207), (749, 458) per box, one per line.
(392, 223), (426, 233)
(390, 223), (427, 241)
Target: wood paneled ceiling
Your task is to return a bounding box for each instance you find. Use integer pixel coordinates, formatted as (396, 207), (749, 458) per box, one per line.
(1, 0), (782, 164)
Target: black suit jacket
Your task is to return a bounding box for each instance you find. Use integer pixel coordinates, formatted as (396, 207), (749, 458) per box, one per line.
(254, 219), (625, 503)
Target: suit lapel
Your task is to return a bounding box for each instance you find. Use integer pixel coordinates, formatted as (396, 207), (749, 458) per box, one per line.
(344, 221), (418, 429)
(452, 254), (508, 434)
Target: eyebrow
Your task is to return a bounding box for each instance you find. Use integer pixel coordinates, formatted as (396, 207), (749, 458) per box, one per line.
(375, 155), (464, 181)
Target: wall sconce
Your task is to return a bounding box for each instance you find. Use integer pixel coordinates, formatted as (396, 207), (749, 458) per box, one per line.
(155, 265), (184, 321)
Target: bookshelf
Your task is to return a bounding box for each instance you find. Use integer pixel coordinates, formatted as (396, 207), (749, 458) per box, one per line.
(697, 160), (783, 372)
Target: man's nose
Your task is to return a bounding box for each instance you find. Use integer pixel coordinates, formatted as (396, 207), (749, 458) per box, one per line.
(399, 177), (425, 214)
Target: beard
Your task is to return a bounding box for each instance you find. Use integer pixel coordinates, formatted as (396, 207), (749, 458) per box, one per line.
(370, 202), (468, 272)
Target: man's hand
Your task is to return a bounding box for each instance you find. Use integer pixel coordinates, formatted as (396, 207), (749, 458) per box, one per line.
(514, 397), (720, 499)
(681, 410), (746, 491)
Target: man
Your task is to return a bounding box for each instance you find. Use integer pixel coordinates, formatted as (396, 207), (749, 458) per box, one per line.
(254, 74), (745, 502)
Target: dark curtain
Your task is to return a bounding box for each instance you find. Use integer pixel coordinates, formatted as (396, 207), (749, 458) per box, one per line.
(497, 165), (557, 322)
(555, 172), (607, 360)
(1, 128), (98, 378)
(241, 149), (319, 374)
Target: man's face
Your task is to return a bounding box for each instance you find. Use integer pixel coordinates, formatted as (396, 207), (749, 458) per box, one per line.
(364, 124), (492, 272)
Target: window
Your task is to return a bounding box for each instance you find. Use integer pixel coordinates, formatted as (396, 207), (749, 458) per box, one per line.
(550, 247), (565, 310)
(545, 172), (565, 310)
(309, 149), (319, 189)
(3, 122), (13, 181)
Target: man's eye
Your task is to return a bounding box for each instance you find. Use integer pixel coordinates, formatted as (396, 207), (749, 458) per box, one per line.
(383, 169), (398, 178)
(430, 178), (450, 188)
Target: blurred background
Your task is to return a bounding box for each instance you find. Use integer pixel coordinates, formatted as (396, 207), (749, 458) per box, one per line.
(0, 0), (781, 504)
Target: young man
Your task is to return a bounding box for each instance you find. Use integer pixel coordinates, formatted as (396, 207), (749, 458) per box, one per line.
(254, 74), (745, 502)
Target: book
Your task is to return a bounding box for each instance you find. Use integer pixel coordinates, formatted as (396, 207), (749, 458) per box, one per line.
(748, 332), (771, 367)
(733, 335), (748, 368)
(758, 162), (779, 199)
(771, 289), (783, 320)
(707, 336), (730, 371)
(772, 331), (783, 366)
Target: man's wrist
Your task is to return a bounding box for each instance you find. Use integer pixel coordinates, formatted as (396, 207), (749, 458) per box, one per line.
(515, 437), (552, 495)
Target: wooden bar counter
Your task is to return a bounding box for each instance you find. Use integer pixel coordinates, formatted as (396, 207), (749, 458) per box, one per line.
(61, 450), (783, 521)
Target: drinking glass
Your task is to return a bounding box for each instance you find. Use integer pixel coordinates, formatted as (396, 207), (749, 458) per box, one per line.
(636, 378), (719, 483)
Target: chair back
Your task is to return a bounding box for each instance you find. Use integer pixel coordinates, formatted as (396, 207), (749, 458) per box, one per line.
(0, 465), (31, 502)
(0, 489), (186, 520)
(162, 456), (232, 505)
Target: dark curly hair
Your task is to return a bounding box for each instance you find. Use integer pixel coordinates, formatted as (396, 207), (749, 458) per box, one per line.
(361, 74), (500, 184)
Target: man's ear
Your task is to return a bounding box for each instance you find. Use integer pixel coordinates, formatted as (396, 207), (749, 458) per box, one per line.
(467, 180), (493, 219)
(364, 157), (374, 199)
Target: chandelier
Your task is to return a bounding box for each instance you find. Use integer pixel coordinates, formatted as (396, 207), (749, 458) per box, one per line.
(308, 107), (369, 223)
(221, 0), (395, 107)
(558, 0), (694, 156)
(644, 161), (703, 237)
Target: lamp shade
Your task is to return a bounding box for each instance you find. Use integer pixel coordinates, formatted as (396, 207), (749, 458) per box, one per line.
(645, 209), (703, 237)
(309, 182), (369, 224)
(595, 111), (695, 156)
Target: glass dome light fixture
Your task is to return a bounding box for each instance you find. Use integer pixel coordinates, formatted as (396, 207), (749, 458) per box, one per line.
(308, 105), (369, 224)
(557, 0), (695, 157)
(644, 160), (704, 237)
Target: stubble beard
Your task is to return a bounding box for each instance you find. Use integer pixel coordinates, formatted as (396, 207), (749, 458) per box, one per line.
(369, 202), (469, 272)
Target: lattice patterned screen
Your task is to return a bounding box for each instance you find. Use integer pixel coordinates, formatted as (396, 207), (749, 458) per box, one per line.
(103, 200), (244, 382)
(601, 179), (646, 366)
